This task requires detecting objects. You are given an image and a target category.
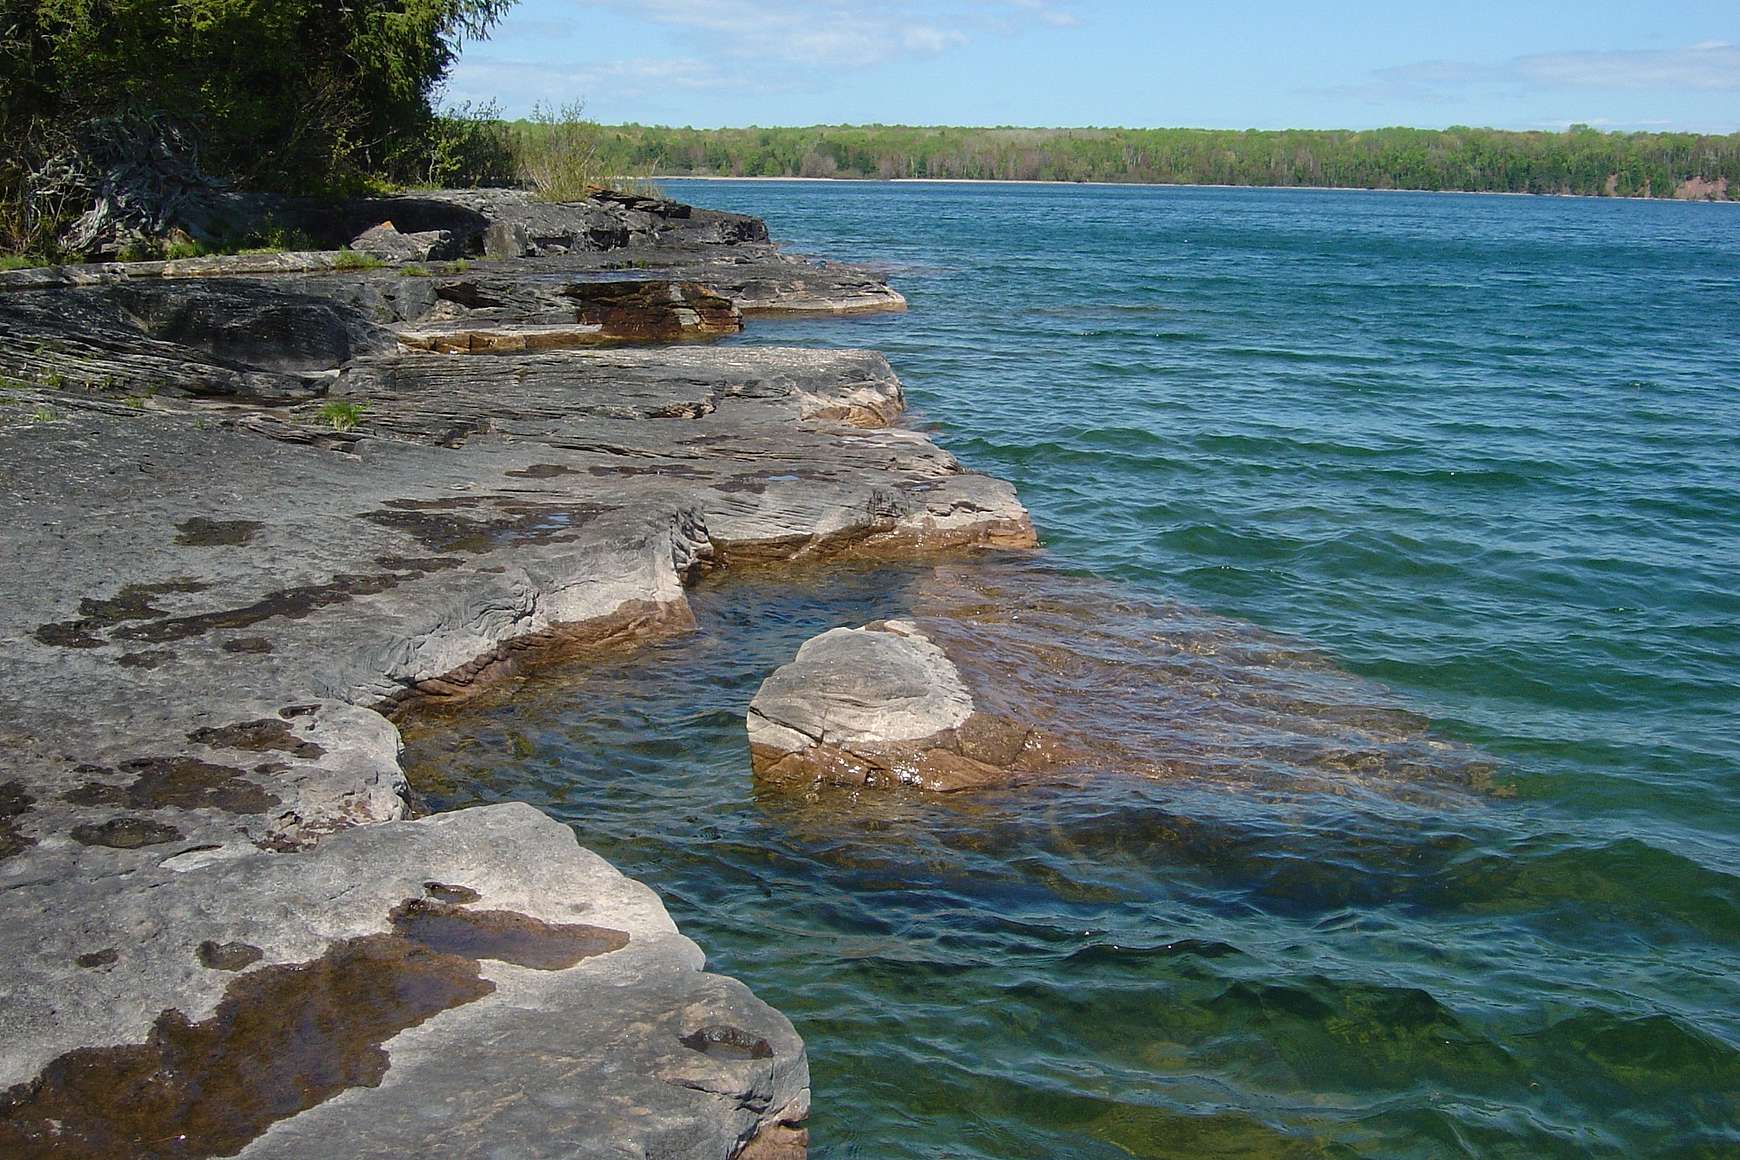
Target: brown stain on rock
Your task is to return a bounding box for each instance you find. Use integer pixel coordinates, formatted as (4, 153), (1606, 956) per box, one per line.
(111, 573), (404, 645)
(35, 580), (211, 649)
(174, 518), (264, 547)
(389, 898), (628, 970)
(504, 463), (575, 479)
(0, 781), (37, 859)
(362, 498), (604, 554)
(188, 718), (325, 760)
(70, 816), (183, 848)
(680, 1024), (773, 1061)
(64, 756), (280, 814)
(197, 940), (264, 971)
(0, 934), (493, 1160)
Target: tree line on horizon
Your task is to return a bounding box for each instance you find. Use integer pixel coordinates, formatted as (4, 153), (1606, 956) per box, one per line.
(563, 123), (1738, 200)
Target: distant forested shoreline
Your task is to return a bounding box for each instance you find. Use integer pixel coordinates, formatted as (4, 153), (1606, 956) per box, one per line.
(571, 124), (1738, 200)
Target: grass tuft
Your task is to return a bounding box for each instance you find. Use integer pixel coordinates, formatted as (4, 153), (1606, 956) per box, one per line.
(317, 400), (365, 431)
(333, 250), (386, 271)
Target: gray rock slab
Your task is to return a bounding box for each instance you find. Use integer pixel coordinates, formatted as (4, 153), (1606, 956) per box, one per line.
(0, 801), (807, 1160)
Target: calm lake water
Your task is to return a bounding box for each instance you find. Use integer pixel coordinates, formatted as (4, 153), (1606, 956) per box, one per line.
(406, 182), (1740, 1158)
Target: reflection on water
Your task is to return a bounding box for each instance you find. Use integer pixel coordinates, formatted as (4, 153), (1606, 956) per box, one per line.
(403, 559), (1740, 1159)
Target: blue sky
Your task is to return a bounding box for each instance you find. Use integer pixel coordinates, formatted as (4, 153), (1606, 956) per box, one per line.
(447, 1), (1740, 132)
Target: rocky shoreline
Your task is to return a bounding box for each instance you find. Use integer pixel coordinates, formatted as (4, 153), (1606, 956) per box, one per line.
(0, 190), (1033, 1157)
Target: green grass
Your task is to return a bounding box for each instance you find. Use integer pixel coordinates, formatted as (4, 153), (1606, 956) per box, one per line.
(400, 264), (430, 277)
(0, 255), (37, 271)
(317, 400), (365, 431)
(333, 250), (386, 271)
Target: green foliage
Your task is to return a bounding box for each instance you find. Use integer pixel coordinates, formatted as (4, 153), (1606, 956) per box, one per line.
(332, 250), (385, 270)
(317, 400), (364, 431)
(398, 101), (518, 189)
(0, 0), (516, 256)
(574, 123), (1740, 199)
(516, 101), (605, 202)
(0, 255), (33, 270)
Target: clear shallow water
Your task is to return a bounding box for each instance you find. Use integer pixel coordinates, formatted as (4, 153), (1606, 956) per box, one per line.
(406, 183), (1740, 1157)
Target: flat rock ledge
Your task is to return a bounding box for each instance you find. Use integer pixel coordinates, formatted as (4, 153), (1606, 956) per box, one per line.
(746, 621), (1064, 793)
(0, 802), (809, 1160)
(0, 195), (1026, 1159)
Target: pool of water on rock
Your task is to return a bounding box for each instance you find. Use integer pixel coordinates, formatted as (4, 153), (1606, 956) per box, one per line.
(403, 558), (1739, 1160)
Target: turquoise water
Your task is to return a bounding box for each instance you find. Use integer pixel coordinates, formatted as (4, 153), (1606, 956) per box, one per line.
(408, 182), (1740, 1158)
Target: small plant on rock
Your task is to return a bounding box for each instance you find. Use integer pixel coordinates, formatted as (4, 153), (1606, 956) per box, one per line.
(317, 400), (364, 431)
(333, 250), (384, 271)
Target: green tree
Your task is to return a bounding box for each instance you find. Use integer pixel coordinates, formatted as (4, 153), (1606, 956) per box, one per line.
(1, 0), (515, 192)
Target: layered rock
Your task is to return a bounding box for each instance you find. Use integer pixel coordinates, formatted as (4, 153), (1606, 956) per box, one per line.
(0, 188), (907, 316)
(0, 212), (1030, 1156)
(747, 621), (1063, 792)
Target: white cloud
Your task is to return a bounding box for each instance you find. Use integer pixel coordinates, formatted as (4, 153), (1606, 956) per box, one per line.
(563, 0), (1077, 70)
(1345, 42), (1740, 102)
(447, 55), (759, 107)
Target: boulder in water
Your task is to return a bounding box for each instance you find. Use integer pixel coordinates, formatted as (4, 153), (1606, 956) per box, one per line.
(747, 620), (1063, 791)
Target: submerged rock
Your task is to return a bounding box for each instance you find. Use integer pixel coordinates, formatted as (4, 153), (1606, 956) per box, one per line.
(747, 620), (1063, 792)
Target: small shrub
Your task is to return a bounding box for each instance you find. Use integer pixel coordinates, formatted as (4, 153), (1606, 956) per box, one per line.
(236, 218), (316, 255)
(440, 259), (470, 274)
(0, 255), (35, 271)
(317, 400), (365, 431)
(400, 264), (429, 277)
(517, 102), (605, 202)
(405, 101), (519, 189)
(125, 395), (146, 410)
(32, 405), (58, 421)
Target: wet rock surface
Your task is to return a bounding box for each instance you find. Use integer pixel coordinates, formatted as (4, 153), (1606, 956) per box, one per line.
(748, 620), (1064, 792)
(0, 192), (1024, 1157)
(0, 804), (806, 1160)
